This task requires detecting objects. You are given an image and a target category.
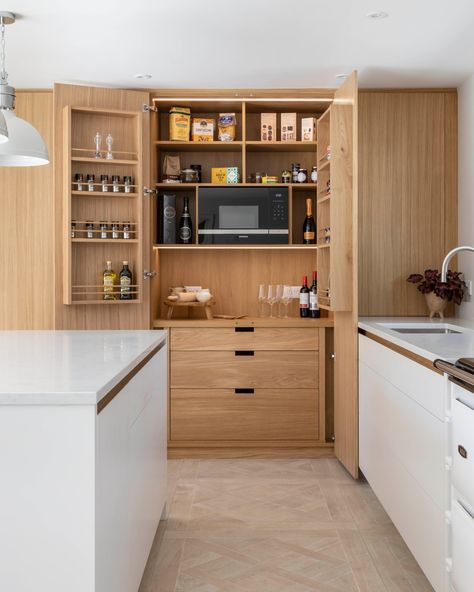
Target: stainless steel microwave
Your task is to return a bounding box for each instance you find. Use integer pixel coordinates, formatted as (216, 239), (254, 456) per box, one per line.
(198, 187), (289, 244)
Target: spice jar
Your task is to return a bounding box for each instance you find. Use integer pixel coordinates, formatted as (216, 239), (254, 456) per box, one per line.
(100, 221), (108, 239)
(123, 222), (131, 240)
(87, 174), (95, 191)
(100, 174), (109, 192)
(112, 175), (120, 193)
(71, 221), (76, 238)
(281, 170), (291, 184)
(86, 221), (94, 239)
(74, 173), (84, 191)
(291, 163), (300, 183)
(123, 175), (132, 193)
(297, 168), (307, 183)
(112, 221), (120, 239)
(182, 168), (198, 183)
(255, 172), (262, 184)
(310, 166), (318, 183)
(190, 164), (202, 183)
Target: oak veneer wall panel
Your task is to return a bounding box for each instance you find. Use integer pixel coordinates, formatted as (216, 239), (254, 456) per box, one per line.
(0, 91), (54, 329)
(358, 91), (457, 316)
(54, 83), (151, 329)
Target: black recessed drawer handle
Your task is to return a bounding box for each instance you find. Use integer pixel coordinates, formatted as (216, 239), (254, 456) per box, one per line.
(235, 327), (255, 333)
(458, 445), (468, 459)
(235, 388), (254, 395)
(235, 350), (255, 356)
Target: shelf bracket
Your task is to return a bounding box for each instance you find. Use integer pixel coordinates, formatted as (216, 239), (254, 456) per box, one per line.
(142, 104), (158, 113)
(143, 187), (157, 197)
(143, 270), (157, 280)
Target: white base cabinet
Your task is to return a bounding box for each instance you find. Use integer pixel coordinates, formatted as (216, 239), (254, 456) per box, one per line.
(359, 335), (445, 592)
(0, 342), (167, 592)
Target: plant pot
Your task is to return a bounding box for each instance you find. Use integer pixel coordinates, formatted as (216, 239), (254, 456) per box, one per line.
(425, 292), (448, 319)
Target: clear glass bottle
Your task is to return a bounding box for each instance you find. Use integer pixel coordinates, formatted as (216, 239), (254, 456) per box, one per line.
(112, 175), (120, 193)
(87, 174), (95, 191)
(103, 261), (117, 300)
(111, 221), (119, 239)
(71, 221), (76, 238)
(100, 222), (108, 239)
(122, 222), (130, 240)
(86, 221), (94, 239)
(123, 175), (132, 193)
(101, 174), (109, 192)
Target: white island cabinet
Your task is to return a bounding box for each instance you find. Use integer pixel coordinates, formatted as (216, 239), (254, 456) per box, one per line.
(0, 330), (167, 592)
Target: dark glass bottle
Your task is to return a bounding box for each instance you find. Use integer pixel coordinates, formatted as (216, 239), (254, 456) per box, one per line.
(310, 271), (320, 318)
(119, 261), (133, 300)
(178, 197), (193, 244)
(303, 198), (316, 244)
(299, 275), (310, 318)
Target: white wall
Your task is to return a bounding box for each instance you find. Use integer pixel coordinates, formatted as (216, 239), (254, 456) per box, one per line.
(458, 73), (474, 320)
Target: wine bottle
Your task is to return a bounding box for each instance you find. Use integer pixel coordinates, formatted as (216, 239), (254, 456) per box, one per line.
(303, 198), (316, 244)
(299, 275), (310, 318)
(178, 196), (193, 244)
(119, 261), (133, 300)
(310, 271), (320, 318)
(103, 260), (117, 301)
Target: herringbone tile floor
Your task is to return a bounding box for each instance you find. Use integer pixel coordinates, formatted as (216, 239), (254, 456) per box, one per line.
(139, 459), (434, 592)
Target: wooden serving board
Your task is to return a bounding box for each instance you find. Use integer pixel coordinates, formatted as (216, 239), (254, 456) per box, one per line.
(164, 299), (215, 319)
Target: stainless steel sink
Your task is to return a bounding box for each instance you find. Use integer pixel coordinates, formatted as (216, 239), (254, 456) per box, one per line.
(391, 328), (462, 334)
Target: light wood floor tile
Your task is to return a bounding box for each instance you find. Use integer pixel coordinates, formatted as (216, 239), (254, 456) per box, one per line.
(139, 459), (434, 592)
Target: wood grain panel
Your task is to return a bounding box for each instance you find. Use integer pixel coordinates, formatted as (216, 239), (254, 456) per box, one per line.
(0, 92), (54, 329)
(54, 83), (151, 329)
(170, 327), (319, 350)
(170, 350), (318, 389)
(170, 388), (319, 441)
(358, 91), (457, 316)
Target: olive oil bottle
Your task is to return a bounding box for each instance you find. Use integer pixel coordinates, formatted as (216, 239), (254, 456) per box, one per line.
(103, 260), (117, 300)
(119, 261), (133, 300)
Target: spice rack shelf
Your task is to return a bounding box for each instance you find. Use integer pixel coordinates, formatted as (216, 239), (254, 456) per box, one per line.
(63, 105), (144, 305)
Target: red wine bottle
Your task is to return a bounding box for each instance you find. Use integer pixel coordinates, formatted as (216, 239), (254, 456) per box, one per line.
(303, 198), (316, 244)
(299, 275), (310, 317)
(310, 271), (320, 318)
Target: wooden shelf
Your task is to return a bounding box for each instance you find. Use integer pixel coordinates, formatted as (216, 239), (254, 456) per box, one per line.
(154, 244), (319, 250)
(71, 238), (139, 244)
(70, 299), (142, 305)
(316, 243), (330, 248)
(71, 190), (138, 197)
(155, 182), (317, 189)
(155, 140), (242, 152)
(71, 156), (138, 165)
(245, 141), (317, 152)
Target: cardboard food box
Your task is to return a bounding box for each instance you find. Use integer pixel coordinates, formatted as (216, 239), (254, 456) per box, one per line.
(192, 118), (215, 142)
(211, 167), (240, 184)
(169, 106), (191, 142)
(281, 112), (297, 141)
(301, 117), (316, 142)
(261, 112), (277, 141)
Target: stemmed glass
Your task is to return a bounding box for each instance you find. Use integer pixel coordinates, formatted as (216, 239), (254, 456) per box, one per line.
(267, 285), (278, 318)
(280, 285), (292, 318)
(258, 284), (267, 317)
(276, 284), (284, 317)
(94, 131), (102, 159)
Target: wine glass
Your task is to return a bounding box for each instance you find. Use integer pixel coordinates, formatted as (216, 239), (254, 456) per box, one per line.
(281, 285), (292, 318)
(94, 131), (102, 159)
(276, 284), (284, 317)
(258, 284), (267, 317)
(267, 285), (278, 318)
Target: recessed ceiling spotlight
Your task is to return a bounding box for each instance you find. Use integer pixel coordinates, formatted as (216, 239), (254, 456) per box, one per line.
(135, 73), (152, 79)
(366, 11), (389, 19)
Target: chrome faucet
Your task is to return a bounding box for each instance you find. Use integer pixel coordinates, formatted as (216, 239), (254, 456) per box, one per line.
(441, 246), (474, 282)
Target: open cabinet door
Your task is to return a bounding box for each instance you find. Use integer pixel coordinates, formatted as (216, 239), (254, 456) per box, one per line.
(54, 83), (152, 329)
(332, 72), (359, 477)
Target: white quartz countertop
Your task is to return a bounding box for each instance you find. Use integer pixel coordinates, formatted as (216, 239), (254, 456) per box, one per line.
(358, 317), (474, 363)
(0, 330), (167, 405)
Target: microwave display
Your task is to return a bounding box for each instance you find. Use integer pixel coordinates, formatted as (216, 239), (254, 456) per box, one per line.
(219, 205), (259, 229)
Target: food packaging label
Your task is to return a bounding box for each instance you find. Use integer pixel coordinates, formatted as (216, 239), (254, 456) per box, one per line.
(218, 113), (237, 142)
(192, 118), (215, 142)
(301, 117), (316, 142)
(169, 106), (191, 141)
(211, 167), (240, 184)
(281, 113), (297, 141)
(261, 113), (277, 141)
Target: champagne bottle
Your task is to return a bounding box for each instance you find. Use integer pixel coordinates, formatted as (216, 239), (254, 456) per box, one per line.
(103, 260), (117, 300)
(299, 275), (310, 318)
(303, 198), (316, 244)
(178, 196), (193, 244)
(310, 271), (320, 318)
(119, 261), (133, 300)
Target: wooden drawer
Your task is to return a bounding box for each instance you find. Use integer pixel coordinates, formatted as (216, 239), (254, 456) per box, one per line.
(170, 351), (318, 388)
(170, 327), (319, 351)
(170, 388), (319, 441)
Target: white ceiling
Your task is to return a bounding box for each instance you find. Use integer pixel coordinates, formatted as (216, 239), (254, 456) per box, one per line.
(3, 0), (474, 90)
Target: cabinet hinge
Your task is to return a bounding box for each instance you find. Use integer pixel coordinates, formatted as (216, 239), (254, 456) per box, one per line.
(143, 270), (157, 280)
(142, 104), (158, 113)
(143, 187), (157, 197)
(330, 352), (336, 360)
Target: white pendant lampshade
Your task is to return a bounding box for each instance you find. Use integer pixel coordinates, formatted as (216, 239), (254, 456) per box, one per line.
(0, 110), (8, 143)
(0, 109), (48, 166)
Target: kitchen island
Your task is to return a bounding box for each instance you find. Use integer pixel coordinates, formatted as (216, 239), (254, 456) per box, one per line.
(0, 330), (168, 592)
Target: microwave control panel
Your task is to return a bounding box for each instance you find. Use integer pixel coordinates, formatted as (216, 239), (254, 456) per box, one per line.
(270, 192), (289, 228)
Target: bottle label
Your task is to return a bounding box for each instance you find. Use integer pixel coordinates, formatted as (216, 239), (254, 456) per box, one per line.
(310, 293), (318, 310)
(180, 227), (191, 241)
(299, 293), (309, 308)
(121, 277), (131, 293)
(304, 231), (315, 240)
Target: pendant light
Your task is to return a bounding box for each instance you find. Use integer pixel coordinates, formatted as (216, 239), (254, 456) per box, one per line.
(0, 12), (48, 166)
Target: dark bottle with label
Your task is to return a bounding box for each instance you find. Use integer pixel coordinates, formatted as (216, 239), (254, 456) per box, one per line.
(299, 275), (310, 318)
(119, 261), (133, 300)
(178, 196), (193, 244)
(303, 198), (316, 244)
(310, 271), (320, 318)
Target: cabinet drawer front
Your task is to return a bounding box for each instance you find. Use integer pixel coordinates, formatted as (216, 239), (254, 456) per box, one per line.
(452, 390), (474, 509)
(171, 351), (318, 388)
(170, 328), (319, 351)
(451, 499), (474, 592)
(171, 388), (319, 441)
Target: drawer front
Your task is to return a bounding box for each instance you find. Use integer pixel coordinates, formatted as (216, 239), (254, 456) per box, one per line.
(170, 327), (319, 351)
(452, 392), (474, 509)
(170, 388), (319, 441)
(171, 351), (318, 388)
(451, 499), (474, 592)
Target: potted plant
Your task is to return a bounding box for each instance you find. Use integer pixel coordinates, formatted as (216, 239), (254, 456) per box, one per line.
(406, 269), (467, 318)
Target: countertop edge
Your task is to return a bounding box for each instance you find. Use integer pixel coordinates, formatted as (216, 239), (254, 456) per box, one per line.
(153, 318), (334, 328)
